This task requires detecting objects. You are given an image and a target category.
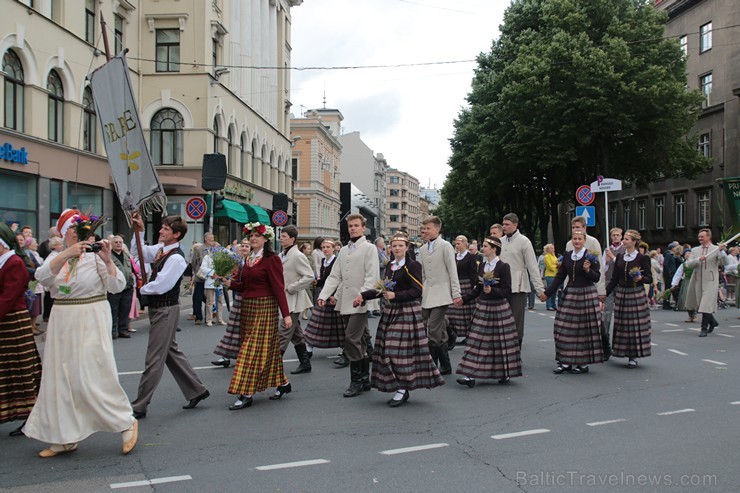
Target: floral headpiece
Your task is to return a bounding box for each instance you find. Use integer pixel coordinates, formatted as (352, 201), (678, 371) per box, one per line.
(243, 222), (275, 240)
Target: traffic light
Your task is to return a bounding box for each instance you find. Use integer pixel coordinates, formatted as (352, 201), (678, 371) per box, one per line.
(213, 193), (225, 213)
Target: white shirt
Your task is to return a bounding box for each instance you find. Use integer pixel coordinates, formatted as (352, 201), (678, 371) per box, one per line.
(484, 256), (499, 273)
(623, 250), (638, 262)
(571, 248), (585, 261)
(323, 254), (336, 267)
(456, 250), (468, 261)
(427, 237), (437, 253)
(131, 232), (187, 296)
(390, 257), (406, 271)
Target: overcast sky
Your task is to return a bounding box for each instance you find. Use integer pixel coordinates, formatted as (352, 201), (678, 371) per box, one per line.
(290, 0), (509, 190)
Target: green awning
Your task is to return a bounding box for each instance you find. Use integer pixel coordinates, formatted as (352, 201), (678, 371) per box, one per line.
(241, 203), (271, 225)
(211, 198), (250, 223)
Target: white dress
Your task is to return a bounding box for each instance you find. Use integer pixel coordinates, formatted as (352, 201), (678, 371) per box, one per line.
(23, 251), (135, 444)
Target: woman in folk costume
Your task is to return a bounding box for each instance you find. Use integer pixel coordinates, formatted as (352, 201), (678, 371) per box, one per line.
(543, 229), (604, 375)
(606, 230), (652, 368)
(304, 239), (345, 355)
(0, 223), (42, 437)
(23, 209), (138, 457)
(358, 231), (443, 407)
(456, 236), (521, 387)
(211, 240), (250, 368)
(446, 235), (478, 347)
(222, 223), (292, 410)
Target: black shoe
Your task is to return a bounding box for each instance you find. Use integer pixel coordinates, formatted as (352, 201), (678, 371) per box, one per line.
(211, 358), (230, 368)
(437, 344), (452, 375)
(117, 332), (131, 339)
(387, 391), (410, 407)
(290, 344), (312, 374)
(499, 377), (510, 384)
(9, 421), (25, 437)
(269, 382), (292, 400)
(553, 364), (571, 374)
(307, 351), (313, 360)
(708, 320), (718, 333)
(570, 365), (589, 374)
(112, 333), (119, 340)
(182, 390), (210, 409)
(456, 378), (475, 388)
(699, 328), (708, 337)
(176, 327), (182, 332)
(368, 312), (376, 318)
(132, 410), (147, 419)
(334, 353), (349, 368)
(229, 395), (252, 410)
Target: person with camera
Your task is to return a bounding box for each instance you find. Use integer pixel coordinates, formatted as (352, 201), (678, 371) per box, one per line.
(23, 209), (138, 457)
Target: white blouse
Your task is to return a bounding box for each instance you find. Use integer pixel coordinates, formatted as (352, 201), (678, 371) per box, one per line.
(36, 251), (125, 299)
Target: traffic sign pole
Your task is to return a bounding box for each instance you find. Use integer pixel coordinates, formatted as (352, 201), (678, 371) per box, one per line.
(604, 190), (609, 249)
(209, 193), (214, 233)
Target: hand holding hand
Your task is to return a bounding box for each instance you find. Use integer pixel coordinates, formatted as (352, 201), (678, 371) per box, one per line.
(538, 293), (548, 302)
(383, 291), (395, 300)
(283, 316), (292, 329)
(317, 299), (326, 308)
(452, 297), (463, 307)
(352, 294), (364, 308)
(328, 296), (337, 306)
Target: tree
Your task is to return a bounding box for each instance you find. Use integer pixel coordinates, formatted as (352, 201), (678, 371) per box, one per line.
(441, 0), (708, 248)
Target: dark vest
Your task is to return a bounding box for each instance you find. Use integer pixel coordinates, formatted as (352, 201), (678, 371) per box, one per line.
(148, 247), (185, 308)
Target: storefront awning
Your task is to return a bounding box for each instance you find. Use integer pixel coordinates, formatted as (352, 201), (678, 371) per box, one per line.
(213, 198), (250, 223)
(241, 203), (271, 225)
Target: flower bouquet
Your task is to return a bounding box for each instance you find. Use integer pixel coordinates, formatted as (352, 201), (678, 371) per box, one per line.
(374, 277), (397, 292)
(628, 266), (643, 281)
(73, 212), (107, 242)
(211, 248), (240, 286)
(583, 250), (601, 264)
(480, 271), (499, 287)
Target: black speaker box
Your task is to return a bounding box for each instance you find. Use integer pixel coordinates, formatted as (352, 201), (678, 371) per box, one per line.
(202, 153), (227, 191)
(273, 193), (289, 211)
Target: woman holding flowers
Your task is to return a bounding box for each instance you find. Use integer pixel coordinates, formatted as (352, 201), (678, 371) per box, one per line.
(198, 247), (228, 326)
(358, 231), (443, 407)
(222, 223), (292, 410)
(23, 209), (138, 457)
(456, 236), (521, 387)
(304, 239), (345, 354)
(543, 230), (604, 374)
(211, 240), (250, 368)
(446, 235), (478, 346)
(606, 230), (652, 368)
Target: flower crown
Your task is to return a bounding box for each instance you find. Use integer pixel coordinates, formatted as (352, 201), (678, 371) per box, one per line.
(243, 222), (275, 240)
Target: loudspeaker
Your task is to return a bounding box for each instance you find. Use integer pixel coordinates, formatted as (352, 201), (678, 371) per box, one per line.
(273, 193), (289, 211)
(202, 153), (227, 191)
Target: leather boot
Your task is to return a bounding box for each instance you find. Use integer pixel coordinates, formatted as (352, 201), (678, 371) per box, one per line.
(365, 334), (374, 358)
(601, 333), (612, 361)
(360, 357), (371, 391)
(437, 344), (452, 375)
(334, 351), (349, 368)
(291, 343), (312, 374)
(343, 360), (365, 398)
(447, 324), (457, 351)
(428, 342), (439, 367)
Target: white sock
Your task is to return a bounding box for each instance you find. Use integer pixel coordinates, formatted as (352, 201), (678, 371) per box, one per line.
(462, 376), (472, 381)
(393, 390), (407, 401)
(306, 342), (314, 352)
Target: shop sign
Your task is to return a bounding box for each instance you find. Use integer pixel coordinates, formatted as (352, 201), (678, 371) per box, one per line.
(0, 143), (28, 165)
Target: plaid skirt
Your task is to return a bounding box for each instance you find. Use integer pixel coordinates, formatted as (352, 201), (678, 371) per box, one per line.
(304, 302), (345, 349)
(213, 293), (243, 359)
(0, 310), (41, 424)
(612, 286), (652, 358)
(371, 300), (445, 392)
(553, 285), (604, 366)
(456, 298), (522, 380)
(228, 297), (287, 396)
(447, 278), (476, 338)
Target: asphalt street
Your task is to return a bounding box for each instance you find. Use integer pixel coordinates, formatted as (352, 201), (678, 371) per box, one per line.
(1, 300), (739, 493)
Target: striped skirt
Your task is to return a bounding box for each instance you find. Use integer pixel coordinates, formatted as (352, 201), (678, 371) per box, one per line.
(371, 300), (444, 392)
(213, 293), (243, 359)
(447, 278), (476, 338)
(0, 310), (41, 424)
(304, 302), (345, 349)
(456, 298), (522, 380)
(553, 285), (604, 366)
(612, 286), (652, 358)
(228, 297), (287, 396)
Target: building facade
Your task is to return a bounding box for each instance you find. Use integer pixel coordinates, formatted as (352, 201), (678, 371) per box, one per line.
(385, 168), (420, 240)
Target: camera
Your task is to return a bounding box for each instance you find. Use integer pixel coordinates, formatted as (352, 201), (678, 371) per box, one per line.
(86, 243), (103, 253)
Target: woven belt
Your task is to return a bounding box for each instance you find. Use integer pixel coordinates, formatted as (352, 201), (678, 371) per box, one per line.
(54, 295), (107, 305)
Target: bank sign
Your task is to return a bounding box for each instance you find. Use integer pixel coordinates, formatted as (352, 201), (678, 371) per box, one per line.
(0, 142), (28, 165)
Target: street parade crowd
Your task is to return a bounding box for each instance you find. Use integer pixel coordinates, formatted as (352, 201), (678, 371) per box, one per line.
(1, 209), (738, 457)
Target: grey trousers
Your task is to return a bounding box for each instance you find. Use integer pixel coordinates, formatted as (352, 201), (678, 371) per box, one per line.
(509, 292), (527, 343)
(422, 306), (448, 346)
(279, 312), (305, 353)
(342, 313), (369, 362)
(131, 305), (206, 413)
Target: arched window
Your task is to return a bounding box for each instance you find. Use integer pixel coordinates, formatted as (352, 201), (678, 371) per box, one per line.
(82, 86), (96, 152)
(47, 70), (64, 142)
(213, 117), (220, 153)
(240, 133), (249, 181)
(150, 108), (184, 165)
(3, 50), (25, 131)
(227, 126), (234, 174)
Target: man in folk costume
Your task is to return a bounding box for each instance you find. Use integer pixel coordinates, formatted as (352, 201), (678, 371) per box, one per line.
(318, 214), (379, 397)
(419, 216), (462, 375)
(685, 228), (731, 337)
(500, 213), (545, 346)
(278, 225), (316, 375)
(129, 214), (209, 418)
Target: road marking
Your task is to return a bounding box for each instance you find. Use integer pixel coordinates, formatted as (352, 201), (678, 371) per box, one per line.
(731, 401), (740, 405)
(651, 342), (658, 346)
(657, 409), (695, 416)
(729, 325), (740, 328)
(702, 359), (727, 366)
(661, 329), (684, 332)
(586, 419), (626, 427)
(379, 443), (449, 455)
(667, 349), (688, 356)
(537, 312), (547, 316)
(686, 328), (701, 332)
(539, 339), (554, 342)
(492, 429), (550, 440)
(120, 362), (298, 376)
(549, 315), (555, 319)
(651, 319), (658, 323)
(256, 459), (330, 471)
(118, 370), (143, 376)
(717, 333), (735, 338)
(111, 475), (192, 489)
(665, 323), (680, 327)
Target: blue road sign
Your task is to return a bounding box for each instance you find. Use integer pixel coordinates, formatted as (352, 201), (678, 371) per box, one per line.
(575, 206), (596, 227)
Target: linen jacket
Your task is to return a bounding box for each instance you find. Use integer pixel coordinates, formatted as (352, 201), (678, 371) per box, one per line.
(565, 234), (606, 296)
(319, 236), (379, 315)
(500, 230), (545, 295)
(419, 237), (461, 309)
(685, 244), (731, 314)
(282, 246), (315, 314)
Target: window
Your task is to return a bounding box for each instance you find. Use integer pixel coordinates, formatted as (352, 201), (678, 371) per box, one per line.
(47, 70), (64, 143)
(389, 189), (399, 196)
(3, 50), (24, 131)
(389, 215), (398, 222)
(227, 127), (234, 174)
(698, 133), (711, 157)
(389, 176), (399, 184)
(390, 202), (399, 209)
(700, 22), (712, 53)
(674, 194), (686, 228)
(82, 87), (96, 152)
(609, 203), (617, 229)
(213, 118), (220, 153)
(623, 203), (631, 230)
(637, 200), (646, 230)
(698, 190), (710, 226)
(655, 197), (664, 229)
(155, 29), (180, 72)
(150, 108), (184, 165)
(700, 73), (712, 106)
(679, 35), (687, 56)
(212, 39), (218, 70)
(114, 14), (124, 55)
(85, 0), (95, 44)
(291, 158), (298, 181)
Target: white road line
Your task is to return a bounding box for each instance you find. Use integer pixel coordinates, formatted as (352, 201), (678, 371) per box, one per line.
(661, 329), (684, 333)
(379, 443), (449, 455)
(537, 312), (547, 316)
(702, 359), (727, 366)
(111, 475), (192, 489)
(492, 429), (550, 440)
(256, 459), (330, 471)
(650, 342), (658, 346)
(729, 325), (740, 328)
(651, 320), (658, 323)
(665, 323), (680, 327)
(549, 315), (555, 319)
(731, 401), (740, 405)
(118, 370), (143, 376)
(686, 328), (701, 332)
(717, 333), (735, 338)
(667, 349), (688, 356)
(538, 339), (554, 342)
(657, 409), (695, 416)
(120, 362), (298, 376)
(586, 419), (626, 427)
